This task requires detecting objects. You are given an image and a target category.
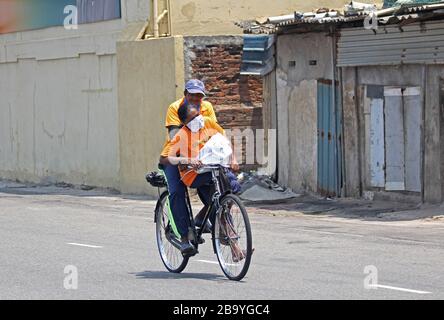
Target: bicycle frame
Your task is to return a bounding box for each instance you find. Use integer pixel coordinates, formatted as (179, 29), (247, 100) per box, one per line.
(152, 164), (251, 281)
(154, 165), (232, 255)
(186, 166), (230, 248)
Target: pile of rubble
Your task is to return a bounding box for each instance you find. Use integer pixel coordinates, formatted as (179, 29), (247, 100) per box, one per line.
(237, 172), (299, 204)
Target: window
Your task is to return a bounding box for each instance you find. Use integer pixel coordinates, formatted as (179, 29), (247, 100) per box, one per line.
(0, 0), (121, 34)
(76, 0), (121, 24)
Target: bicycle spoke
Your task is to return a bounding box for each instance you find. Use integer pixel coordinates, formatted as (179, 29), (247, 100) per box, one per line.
(156, 195), (187, 273)
(214, 195), (251, 281)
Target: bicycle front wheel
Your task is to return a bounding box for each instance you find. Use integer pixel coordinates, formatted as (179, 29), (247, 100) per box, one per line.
(212, 194), (253, 281)
(155, 191), (189, 273)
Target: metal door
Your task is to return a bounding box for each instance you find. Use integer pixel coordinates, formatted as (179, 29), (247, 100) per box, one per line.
(317, 80), (343, 197)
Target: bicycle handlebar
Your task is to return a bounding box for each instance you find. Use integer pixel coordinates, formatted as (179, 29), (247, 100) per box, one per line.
(186, 164), (227, 170)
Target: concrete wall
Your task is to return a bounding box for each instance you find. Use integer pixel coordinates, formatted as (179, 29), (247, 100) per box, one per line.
(0, 1), (151, 189)
(170, 0), (381, 36)
(275, 32), (333, 192)
(424, 65), (444, 203)
(0, 53), (120, 188)
(0, 0), (385, 193)
(117, 37), (185, 196)
(341, 67), (361, 197)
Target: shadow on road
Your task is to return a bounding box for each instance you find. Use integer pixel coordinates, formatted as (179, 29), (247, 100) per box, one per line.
(131, 270), (227, 282)
(0, 184), (156, 201)
(3, 180), (442, 223)
(246, 194), (440, 222)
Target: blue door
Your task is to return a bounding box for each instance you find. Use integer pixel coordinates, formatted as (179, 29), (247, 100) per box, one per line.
(317, 80), (343, 197)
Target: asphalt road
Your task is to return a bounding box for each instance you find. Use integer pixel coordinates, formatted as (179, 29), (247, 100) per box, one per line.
(0, 186), (443, 300)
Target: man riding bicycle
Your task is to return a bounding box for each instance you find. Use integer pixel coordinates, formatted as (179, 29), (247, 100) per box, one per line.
(159, 104), (240, 256)
(159, 79), (219, 254)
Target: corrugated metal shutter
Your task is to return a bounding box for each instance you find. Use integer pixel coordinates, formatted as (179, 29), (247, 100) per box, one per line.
(337, 20), (444, 67)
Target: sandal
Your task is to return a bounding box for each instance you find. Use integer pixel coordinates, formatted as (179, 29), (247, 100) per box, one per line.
(218, 215), (238, 246)
(232, 248), (255, 263)
(219, 230), (238, 246)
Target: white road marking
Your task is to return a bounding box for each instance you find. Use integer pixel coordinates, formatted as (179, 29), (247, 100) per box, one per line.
(197, 260), (239, 267)
(197, 260), (219, 265)
(26, 207), (47, 211)
(381, 237), (430, 245)
(297, 228), (364, 238)
(369, 284), (431, 294)
(67, 243), (103, 249)
(296, 228), (440, 245)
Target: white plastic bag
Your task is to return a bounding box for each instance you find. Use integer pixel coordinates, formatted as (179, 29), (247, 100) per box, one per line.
(198, 133), (232, 166)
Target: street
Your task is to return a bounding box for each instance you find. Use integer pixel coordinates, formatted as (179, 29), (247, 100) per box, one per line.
(0, 185), (443, 300)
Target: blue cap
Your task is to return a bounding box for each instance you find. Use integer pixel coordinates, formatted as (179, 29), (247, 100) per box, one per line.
(185, 79), (206, 96)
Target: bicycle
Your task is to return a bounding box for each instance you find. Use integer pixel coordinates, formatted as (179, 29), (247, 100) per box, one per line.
(146, 165), (253, 281)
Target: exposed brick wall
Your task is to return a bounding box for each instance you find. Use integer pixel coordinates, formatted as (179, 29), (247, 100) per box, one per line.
(215, 106), (263, 129)
(184, 37), (263, 111)
(184, 36), (264, 170)
(189, 44), (263, 107)
(217, 106), (264, 171)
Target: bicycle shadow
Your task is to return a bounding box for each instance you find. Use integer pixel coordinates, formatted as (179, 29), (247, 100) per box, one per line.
(132, 270), (228, 282)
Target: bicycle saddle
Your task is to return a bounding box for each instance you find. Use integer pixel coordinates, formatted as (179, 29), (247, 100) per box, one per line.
(146, 171), (167, 188)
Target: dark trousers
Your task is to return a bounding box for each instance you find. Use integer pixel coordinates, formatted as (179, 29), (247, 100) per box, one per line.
(190, 172), (213, 206)
(190, 172), (215, 224)
(160, 164), (190, 238)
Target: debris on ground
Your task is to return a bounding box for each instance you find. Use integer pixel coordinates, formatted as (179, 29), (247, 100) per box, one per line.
(0, 179), (120, 195)
(237, 171), (300, 204)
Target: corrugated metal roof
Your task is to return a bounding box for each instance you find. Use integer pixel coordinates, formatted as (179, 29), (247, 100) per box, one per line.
(238, 3), (444, 69)
(235, 20), (277, 34)
(403, 2), (444, 12)
(276, 3), (444, 31)
(237, 3), (444, 34)
(277, 15), (365, 27)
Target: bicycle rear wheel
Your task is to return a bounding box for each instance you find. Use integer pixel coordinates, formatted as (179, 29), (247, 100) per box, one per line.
(155, 191), (189, 273)
(213, 194), (253, 281)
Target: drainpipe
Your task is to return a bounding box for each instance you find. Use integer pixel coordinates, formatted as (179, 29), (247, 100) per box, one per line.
(153, 0), (169, 38)
(153, 0), (159, 37)
(153, 0), (159, 38)
(167, 0), (173, 36)
(157, 10), (169, 27)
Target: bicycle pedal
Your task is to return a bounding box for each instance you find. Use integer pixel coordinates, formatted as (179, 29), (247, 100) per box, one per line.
(183, 249), (199, 258)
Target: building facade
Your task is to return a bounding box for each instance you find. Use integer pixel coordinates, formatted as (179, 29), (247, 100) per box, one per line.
(254, 3), (444, 203)
(0, 0), (379, 195)
(0, 0), (151, 190)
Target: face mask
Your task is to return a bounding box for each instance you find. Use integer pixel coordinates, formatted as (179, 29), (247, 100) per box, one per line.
(189, 102), (201, 112)
(187, 115), (205, 133)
